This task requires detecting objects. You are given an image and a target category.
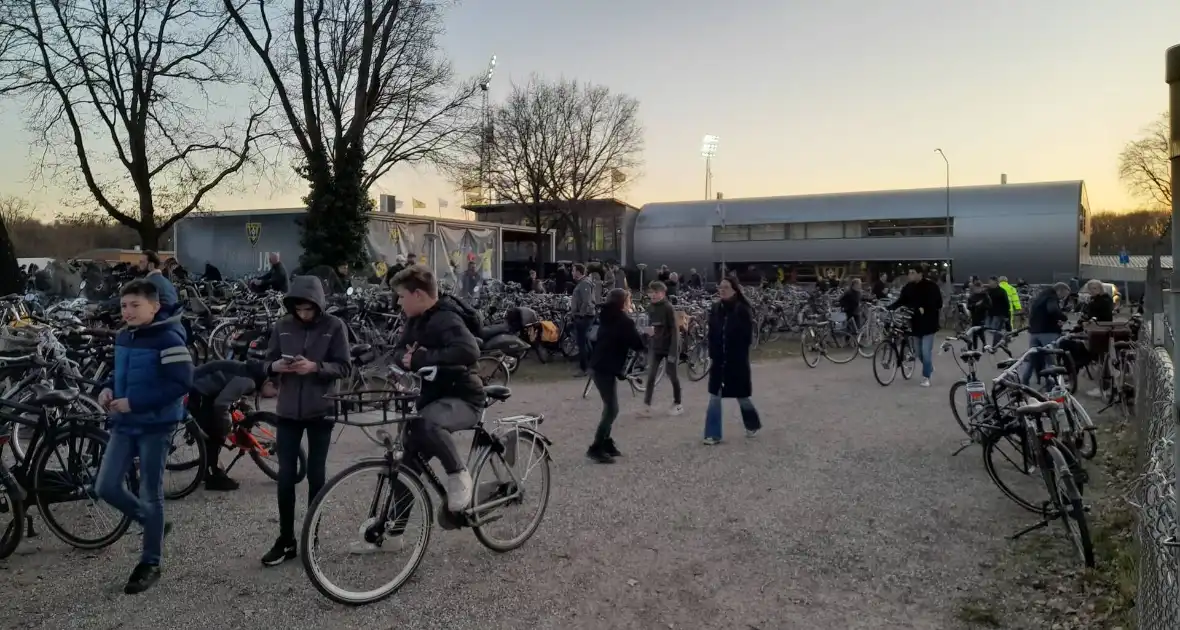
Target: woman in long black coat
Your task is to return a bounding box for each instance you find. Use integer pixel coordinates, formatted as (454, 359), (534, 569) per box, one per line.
(703, 275), (762, 444)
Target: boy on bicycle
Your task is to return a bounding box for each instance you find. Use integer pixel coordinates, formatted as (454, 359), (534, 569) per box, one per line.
(189, 359), (273, 490)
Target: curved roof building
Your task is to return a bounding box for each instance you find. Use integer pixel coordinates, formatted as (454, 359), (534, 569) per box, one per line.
(633, 181), (1089, 283)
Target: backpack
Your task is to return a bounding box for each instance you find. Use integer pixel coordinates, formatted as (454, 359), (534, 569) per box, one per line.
(441, 293), (483, 339)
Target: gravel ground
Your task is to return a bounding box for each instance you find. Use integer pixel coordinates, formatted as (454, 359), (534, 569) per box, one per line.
(2, 347), (1039, 630)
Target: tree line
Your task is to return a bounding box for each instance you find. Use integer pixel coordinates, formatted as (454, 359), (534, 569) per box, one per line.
(0, 0), (646, 293)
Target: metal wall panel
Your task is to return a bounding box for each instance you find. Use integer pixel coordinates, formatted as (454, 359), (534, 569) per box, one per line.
(632, 181), (1086, 283)
(176, 212), (304, 278)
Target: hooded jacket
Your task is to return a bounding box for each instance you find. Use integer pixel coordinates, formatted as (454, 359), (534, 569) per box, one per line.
(1028, 287), (1068, 335)
(265, 276), (351, 420)
(391, 296), (485, 409)
(108, 313), (194, 433)
(888, 278), (943, 336)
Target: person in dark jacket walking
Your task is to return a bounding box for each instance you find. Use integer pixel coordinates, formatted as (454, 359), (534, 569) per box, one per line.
(703, 276), (762, 445)
(189, 359), (273, 490)
(259, 275), (351, 567)
(388, 265), (486, 512)
(587, 288), (646, 463)
(888, 268), (943, 387)
(966, 280), (991, 348)
(639, 281), (683, 417)
(984, 276), (1011, 346)
(871, 273), (889, 301)
(1021, 283), (1071, 384)
(570, 264), (598, 376)
(838, 278), (864, 334)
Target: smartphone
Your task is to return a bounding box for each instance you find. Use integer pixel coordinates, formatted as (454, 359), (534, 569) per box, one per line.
(281, 354), (296, 362)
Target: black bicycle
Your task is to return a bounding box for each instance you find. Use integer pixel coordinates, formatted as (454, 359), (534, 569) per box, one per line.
(871, 307), (916, 386)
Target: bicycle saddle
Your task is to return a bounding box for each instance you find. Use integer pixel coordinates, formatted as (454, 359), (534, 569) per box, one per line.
(1014, 400), (1060, 415)
(996, 359), (1018, 370)
(349, 344), (372, 357)
(483, 386), (512, 403)
(31, 383), (79, 407)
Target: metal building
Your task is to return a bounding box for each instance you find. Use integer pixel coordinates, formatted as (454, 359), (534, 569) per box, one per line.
(632, 181), (1090, 284)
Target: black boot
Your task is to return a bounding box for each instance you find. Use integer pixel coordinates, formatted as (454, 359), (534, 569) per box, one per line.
(602, 438), (622, 458)
(585, 443), (615, 464)
(205, 468), (240, 491)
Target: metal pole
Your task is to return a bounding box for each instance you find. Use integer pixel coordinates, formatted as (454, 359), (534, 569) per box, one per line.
(1166, 44), (1180, 599)
(704, 156), (711, 200)
(935, 149), (951, 280)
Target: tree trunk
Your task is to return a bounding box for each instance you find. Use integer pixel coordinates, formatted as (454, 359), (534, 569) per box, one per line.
(0, 215), (20, 295)
(299, 149), (373, 270)
(139, 224), (160, 251)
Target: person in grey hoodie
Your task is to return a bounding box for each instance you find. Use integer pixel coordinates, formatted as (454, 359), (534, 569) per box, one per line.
(259, 276), (351, 567)
(570, 263), (598, 376)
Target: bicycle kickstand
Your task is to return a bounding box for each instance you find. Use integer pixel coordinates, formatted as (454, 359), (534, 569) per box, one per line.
(1009, 501), (1056, 541)
(951, 439), (974, 457)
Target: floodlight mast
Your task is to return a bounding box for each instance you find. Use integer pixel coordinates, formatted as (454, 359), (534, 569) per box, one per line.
(701, 135), (723, 279)
(478, 54), (497, 206)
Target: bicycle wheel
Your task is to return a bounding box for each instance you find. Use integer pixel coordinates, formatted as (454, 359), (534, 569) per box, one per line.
(856, 324), (875, 359)
(1052, 463), (1095, 568)
(246, 414), (306, 483)
(685, 342), (711, 382)
(32, 424), (133, 550)
(164, 421), (207, 501)
(7, 390), (104, 464)
(823, 327), (858, 365)
(981, 424), (1044, 514)
(475, 356), (510, 388)
(300, 459), (433, 606)
(948, 379), (971, 435)
(800, 327), (821, 368)
(471, 431), (551, 552)
(872, 341), (898, 386)
(899, 342), (917, 380)
(0, 470), (25, 559)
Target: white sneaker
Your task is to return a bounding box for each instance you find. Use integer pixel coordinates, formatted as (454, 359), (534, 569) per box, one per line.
(668, 404), (684, 416)
(920, 378), (930, 387)
(745, 429), (758, 438)
(1086, 388), (1103, 399)
(702, 437), (721, 446)
(348, 537), (404, 555)
(446, 470), (473, 512)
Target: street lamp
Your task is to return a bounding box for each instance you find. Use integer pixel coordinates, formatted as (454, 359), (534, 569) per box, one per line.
(701, 135), (719, 200)
(934, 148), (950, 278)
(477, 54), (497, 205)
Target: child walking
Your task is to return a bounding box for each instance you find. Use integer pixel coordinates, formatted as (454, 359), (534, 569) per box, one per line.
(639, 281), (683, 416)
(95, 279), (194, 594)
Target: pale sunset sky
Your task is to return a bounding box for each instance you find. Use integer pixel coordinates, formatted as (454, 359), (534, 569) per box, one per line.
(0, 0), (1177, 221)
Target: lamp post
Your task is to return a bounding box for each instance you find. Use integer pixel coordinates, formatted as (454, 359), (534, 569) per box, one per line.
(701, 135), (719, 200)
(478, 54), (497, 205)
(934, 148), (950, 279)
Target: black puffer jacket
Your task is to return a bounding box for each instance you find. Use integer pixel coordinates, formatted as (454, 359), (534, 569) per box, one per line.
(589, 306), (645, 377)
(392, 298), (486, 409)
(888, 278), (943, 336)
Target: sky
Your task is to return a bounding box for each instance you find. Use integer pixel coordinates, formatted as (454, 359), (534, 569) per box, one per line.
(0, 0), (1177, 222)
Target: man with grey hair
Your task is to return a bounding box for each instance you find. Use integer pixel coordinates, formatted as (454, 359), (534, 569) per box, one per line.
(1021, 282), (1072, 384)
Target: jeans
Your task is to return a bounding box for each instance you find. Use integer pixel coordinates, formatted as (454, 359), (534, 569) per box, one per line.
(643, 351), (682, 406)
(574, 316), (594, 372)
(276, 418), (333, 542)
(94, 428), (173, 565)
(984, 316), (1007, 346)
(703, 395), (761, 440)
(409, 398), (480, 474)
(1020, 332), (1061, 385)
(910, 334), (935, 378)
(591, 370), (620, 446)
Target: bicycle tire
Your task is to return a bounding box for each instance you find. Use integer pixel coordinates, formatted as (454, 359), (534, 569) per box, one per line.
(471, 432), (552, 553)
(872, 342), (898, 386)
(32, 423), (133, 550)
(246, 415), (306, 483)
(685, 343), (710, 382)
(0, 472), (25, 559)
(165, 421), (207, 501)
(899, 342), (916, 380)
(948, 379), (971, 435)
(800, 327), (820, 368)
(1052, 465), (1096, 568)
(300, 459), (434, 606)
(823, 329), (858, 365)
(981, 424), (1043, 514)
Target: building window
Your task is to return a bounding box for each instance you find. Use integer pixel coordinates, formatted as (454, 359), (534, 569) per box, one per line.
(748, 223), (786, 241)
(805, 222), (844, 239)
(844, 222), (864, 238)
(712, 225), (749, 241)
(788, 223), (806, 240)
(865, 217), (953, 237)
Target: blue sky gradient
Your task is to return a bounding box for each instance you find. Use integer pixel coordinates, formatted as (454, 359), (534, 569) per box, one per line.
(0, 0), (1176, 220)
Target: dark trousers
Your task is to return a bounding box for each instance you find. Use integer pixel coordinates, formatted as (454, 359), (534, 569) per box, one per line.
(643, 351), (681, 405)
(592, 370), (620, 446)
(187, 394), (226, 472)
(574, 316), (594, 372)
(275, 418), (333, 542)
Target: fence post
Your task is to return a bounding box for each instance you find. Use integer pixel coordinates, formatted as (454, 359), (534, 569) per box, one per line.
(1167, 44), (1180, 628)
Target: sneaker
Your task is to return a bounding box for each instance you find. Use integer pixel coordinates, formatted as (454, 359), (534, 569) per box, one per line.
(123, 562), (161, 595)
(585, 445), (615, 464)
(603, 439), (622, 458)
(204, 470), (239, 492)
(668, 404), (684, 416)
(920, 378), (930, 387)
(446, 470), (473, 512)
(745, 429), (759, 438)
(702, 437), (722, 446)
(348, 536), (405, 555)
(1086, 388), (1103, 399)
(261, 538), (297, 567)
(636, 406), (652, 418)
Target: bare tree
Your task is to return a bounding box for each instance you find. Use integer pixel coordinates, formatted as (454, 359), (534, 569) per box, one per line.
(452, 76), (643, 262)
(0, 0), (274, 250)
(0, 196), (26, 293)
(1118, 112), (1172, 209)
(223, 0), (479, 269)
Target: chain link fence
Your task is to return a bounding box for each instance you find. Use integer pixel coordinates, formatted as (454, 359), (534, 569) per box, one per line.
(1133, 258), (1178, 629)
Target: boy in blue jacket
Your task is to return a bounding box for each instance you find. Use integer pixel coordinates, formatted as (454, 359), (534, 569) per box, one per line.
(94, 279), (194, 595)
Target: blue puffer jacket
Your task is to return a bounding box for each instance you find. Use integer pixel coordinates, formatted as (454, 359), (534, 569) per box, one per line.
(109, 313), (194, 433)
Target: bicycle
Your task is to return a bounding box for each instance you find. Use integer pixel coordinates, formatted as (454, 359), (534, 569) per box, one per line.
(0, 385), (131, 558)
(871, 307), (916, 386)
(800, 312), (859, 367)
(581, 348), (663, 399)
(300, 367), (552, 605)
